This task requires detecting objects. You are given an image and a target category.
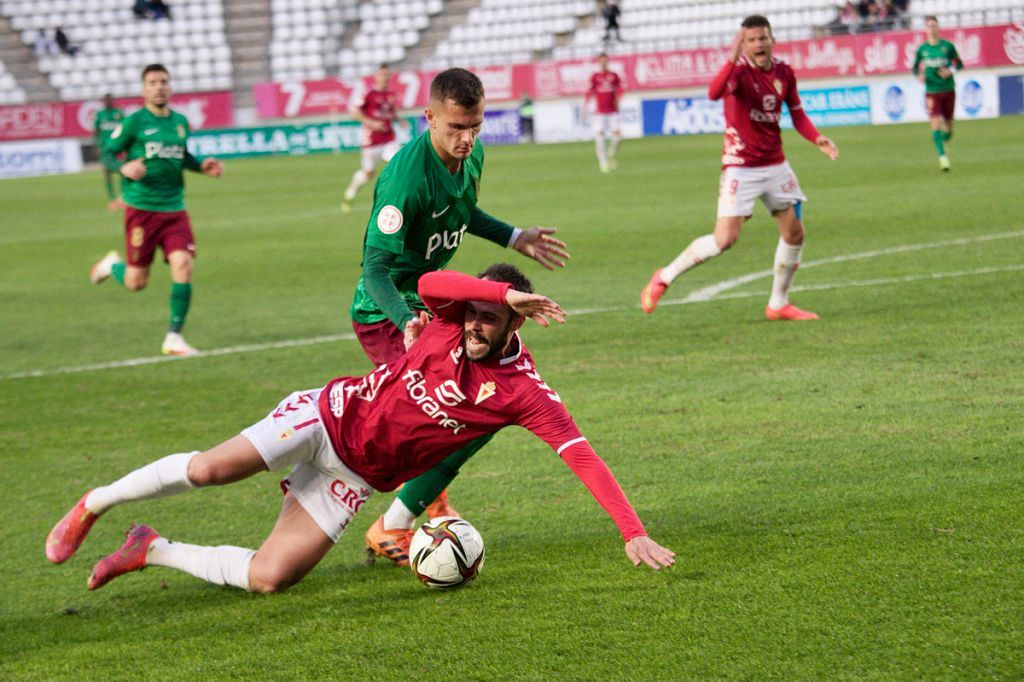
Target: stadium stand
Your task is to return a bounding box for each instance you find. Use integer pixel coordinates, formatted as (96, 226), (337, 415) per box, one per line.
(335, 0), (443, 80)
(269, 0), (349, 82)
(0, 57), (25, 103)
(0, 0), (232, 100)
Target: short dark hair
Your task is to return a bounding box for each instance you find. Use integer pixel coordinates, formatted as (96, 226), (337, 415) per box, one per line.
(142, 63), (169, 80)
(741, 15), (772, 31)
(924, 15), (938, 22)
(478, 263), (533, 294)
(430, 68), (484, 108)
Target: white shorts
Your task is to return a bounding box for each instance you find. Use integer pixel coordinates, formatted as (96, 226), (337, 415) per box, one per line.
(717, 161), (807, 218)
(241, 388), (373, 543)
(593, 112), (620, 135)
(360, 140), (401, 173)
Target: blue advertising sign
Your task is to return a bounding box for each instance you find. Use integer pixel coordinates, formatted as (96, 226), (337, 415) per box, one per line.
(781, 86), (871, 128)
(641, 97), (723, 136)
(998, 75), (1024, 115)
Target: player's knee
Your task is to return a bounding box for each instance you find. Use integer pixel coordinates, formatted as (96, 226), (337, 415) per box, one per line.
(248, 564), (300, 594)
(124, 276), (147, 291)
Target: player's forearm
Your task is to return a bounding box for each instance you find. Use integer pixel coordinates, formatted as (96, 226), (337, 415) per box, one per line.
(467, 207), (515, 247)
(363, 246), (416, 329)
(183, 151), (203, 172)
(790, 107), (822, 145)
(560, 442), (647, 541)
(99, 146), (124, 172)
(419, 271), (511, 310)
(708, 60), (735, 100)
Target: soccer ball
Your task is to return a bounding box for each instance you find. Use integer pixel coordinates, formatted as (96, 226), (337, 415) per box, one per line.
(409, 516), (485, 590)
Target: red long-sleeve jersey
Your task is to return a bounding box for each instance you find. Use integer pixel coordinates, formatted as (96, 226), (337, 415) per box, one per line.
(317, 271), (646, 541)
(709, 56), (821, 168)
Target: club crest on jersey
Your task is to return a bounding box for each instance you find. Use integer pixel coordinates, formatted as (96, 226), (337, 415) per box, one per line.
(377, 205), (403, 234)
(475, 381), (496, 405)
(177, 124), (185, 138)
(277, 428), (294, 441)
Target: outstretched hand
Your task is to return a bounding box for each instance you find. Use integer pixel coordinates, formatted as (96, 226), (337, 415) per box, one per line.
(506, 290), (566, 327)
(120, 158), (146, 180)
(201, 158), (224, 177)
(403, 310), (430, 350)
(512, 227), (570, 271)
(816, 136), (839, 161)
(625, 535), (676, 571)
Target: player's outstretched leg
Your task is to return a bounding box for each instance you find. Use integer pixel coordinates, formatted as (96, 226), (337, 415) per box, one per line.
(641, 234), (722, 313)
(89, 250), (124, 285)
(46, 490), (100, 563)
(87, 523), (161, 590)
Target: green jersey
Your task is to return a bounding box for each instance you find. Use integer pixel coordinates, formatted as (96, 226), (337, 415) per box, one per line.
(93, 107), (123, 145)
(913, 39), (962, 93)
(349, 131), (515, 326)
(101, 107), (203, 212)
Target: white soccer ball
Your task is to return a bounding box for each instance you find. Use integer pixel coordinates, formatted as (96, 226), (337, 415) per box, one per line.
(409, 516), (485, 590)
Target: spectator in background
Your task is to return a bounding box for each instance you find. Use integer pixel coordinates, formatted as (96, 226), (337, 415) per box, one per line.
(602, 0), (622, 43)
(828, 2), (860, 35)
(149, 0), (172, 20)
(54, 27), (79, 56)
(34, 30), (58, 56)
(889, 0), (911, 29)
(132, 0), (151, 19)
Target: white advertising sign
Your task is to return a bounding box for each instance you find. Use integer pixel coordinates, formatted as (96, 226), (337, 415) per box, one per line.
(533, 95), (643, 144)
(0, 138), (83, 179)
(870, 74), (999, 124)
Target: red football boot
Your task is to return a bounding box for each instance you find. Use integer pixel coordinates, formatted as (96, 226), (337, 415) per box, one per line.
(46, 491), (100, 564)
(765, 304), (819, 321)
(87, 524), (160, 590)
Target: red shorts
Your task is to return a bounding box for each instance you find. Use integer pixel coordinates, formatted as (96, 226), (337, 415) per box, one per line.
(124, 207), (196, 267)
(925, 90), (955, 121)
(352, 319), (405, 366)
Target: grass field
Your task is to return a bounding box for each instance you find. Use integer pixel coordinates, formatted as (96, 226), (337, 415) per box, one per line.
(1, 117), (1022, 681)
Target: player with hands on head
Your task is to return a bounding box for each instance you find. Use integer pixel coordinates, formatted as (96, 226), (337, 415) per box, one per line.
(641, 16), (838, 321)
(45, 264), (674, 595)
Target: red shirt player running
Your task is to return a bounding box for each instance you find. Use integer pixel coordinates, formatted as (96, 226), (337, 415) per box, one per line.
(641, 15), (839, 321)
(583, 53), (623, 173)
(46, 264), (675, 594)
(342, 64), (405, 212)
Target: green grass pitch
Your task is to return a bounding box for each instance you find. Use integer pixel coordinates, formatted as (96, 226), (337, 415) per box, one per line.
(1, 117), (1022, 681)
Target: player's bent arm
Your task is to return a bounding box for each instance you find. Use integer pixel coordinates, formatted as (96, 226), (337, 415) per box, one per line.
(363, 246), (417, 329)
(708, 60), (737, 100)
(418, 270), (511, 321)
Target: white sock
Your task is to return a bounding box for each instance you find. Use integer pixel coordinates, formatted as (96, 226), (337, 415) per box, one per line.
(609, 134), (621, 157)
(148, 538), (255, 591)
(344, 170), (368, 201)
(769, 238), (803, 309)
(382, 497), (417, 531)
(84, 451), (198, 515)
(661, 234), (721, 284)
(595, 135), (608, 166)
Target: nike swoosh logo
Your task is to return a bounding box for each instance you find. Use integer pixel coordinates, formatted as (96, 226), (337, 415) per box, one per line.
(144, 128), (159, 135)
(431, 206), (450, 219)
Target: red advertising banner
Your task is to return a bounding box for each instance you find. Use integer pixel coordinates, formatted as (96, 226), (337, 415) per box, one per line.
(251, 23), (1024, 119)
(0, 91), (234, 141)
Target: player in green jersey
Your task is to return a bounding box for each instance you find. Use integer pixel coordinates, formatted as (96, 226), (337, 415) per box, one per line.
(356, 68), (571, 566)
(90, 64), (223, 356)
(913, 16), (963, 171)
(93, 94), (124, 210)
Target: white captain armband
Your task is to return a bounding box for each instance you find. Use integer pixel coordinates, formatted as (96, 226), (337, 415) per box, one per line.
(507, 227), (522, 248)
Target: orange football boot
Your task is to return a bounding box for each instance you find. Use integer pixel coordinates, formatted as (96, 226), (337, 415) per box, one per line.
(641, 269), (669, 314)
(46, 491), (100, 564)
(765, 304), (819, 321)
(364, 516), (413, 567)
(424, 489), (460, 520)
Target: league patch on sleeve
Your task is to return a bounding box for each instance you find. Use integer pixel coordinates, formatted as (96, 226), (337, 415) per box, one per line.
(377, 205), (404, 234)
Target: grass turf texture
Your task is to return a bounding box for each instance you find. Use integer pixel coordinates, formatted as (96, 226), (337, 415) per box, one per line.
(1, 117), (1022, 681)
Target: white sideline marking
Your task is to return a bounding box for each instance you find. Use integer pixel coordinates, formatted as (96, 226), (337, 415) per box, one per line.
(5, 231), (1023, 381)
(3, 334), (355, 380)
(683, 229), (1024, 302)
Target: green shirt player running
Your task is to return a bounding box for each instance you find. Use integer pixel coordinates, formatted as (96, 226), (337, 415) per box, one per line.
(913, 16), (963, 171)
(93, 93), (124, 210)
(355, 68), (571, 566)
(90, 64), (223, 356)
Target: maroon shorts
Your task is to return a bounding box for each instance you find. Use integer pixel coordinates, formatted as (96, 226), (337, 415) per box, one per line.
(925, 90), (955, 121)
(352, 319), (405, 366)
(124, 207), (196, 267)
